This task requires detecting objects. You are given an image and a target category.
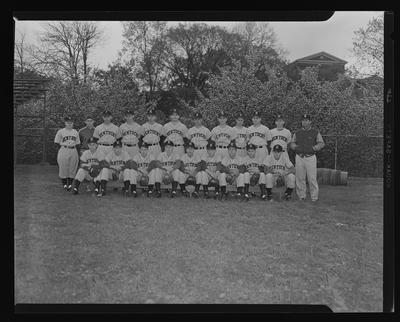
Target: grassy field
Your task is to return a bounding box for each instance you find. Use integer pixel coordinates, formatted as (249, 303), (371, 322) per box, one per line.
(14, 165), (383, 311)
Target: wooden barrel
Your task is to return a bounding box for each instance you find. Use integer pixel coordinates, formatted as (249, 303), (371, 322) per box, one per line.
(317, 168), (331, 185)
(339, 171), (348, 186)
(329, 169), (348, 185)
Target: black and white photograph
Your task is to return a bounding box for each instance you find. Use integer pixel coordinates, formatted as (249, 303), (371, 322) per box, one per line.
(14, 11), (386, 312)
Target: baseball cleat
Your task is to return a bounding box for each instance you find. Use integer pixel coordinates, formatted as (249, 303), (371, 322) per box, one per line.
(181, 190), (189, 197)
(243, 194), (250, 202)
(63, 185), (68, 190)
(132, 191), (138, 198)
(72, 188), (79, 195)
(171, 191), (177, 198)
(299, 197), (306, 201)
(147, 190), (153, 197)
(311, 199), (318, 202)
(96, 191), (103, 197)
(266, 194), (272, 202)
(67, 185), (72, 191)
(261, 194), (267, 200)
(94, 188), (99, 194)
(284, 193), (292, 201)
(214, 192), (219, 200)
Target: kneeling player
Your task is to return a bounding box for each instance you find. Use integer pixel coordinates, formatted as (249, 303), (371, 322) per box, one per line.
(98, 139), (131, 197)
(130, 143), (153, 197)
(263, 144), (295, 201)
(174, 142), (198, 197)
(72, 137), (105, 195)
(221, 141), (245, 199)
(242, 143), (264, 201)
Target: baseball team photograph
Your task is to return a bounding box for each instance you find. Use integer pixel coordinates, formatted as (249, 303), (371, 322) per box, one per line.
(14, 12), (386, 312)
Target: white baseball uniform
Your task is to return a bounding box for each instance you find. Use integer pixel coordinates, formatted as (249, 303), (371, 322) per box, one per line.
(186, 125), (211, 159)
(262, 153), (295, 188)
(119, 122), (143, 158)
(247, 124), (272, 160)
(74, 148), (105, 182)
(162, 121), (188, 157)
(93, 123), (121, 156)
(211, 125), (234, 159)
(231, 126), (248, 158)
(54, 128), (80, 179)
(142, 122), (163, 158)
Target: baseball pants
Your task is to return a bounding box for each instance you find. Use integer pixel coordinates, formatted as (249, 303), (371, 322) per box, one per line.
(195, 171), (218, 185)
(243, 171), (263, 184)
(74, 168), (101, 182)
(57, 147), (79, 179)
(265, 173), (295, 188)
(129, 169), (147, 184)
(148, 168), (163, 184)
(122, 144), (139, 158)
(100, 168), (130, 181)
(218, 172), (227, 186)
(295, 154), (318, 201)
(172, 169), (186, 184)
(148, 144), (161, 159)
(235, 173), (245, 187)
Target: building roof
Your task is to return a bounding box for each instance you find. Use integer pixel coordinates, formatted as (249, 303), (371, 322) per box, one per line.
(287, 51), (348, 67)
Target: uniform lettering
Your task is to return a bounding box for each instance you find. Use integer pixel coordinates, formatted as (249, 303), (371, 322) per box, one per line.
(110, 160), (125, 166)
(272, 135), (288, 142)
(271, 164), (286, 170)
(143, 129), (161, 137)
(190, 133), (207, 139)
(87, 158), (99, 164)
(163, 161), (175, 167)
(62, 136), (77, 142)
(166, 129), (183, 137)
(249, 132), (265, 139)
(123, 130), (140, 137)
(215, 133), (231, 139)
(99, 131), (116, 138)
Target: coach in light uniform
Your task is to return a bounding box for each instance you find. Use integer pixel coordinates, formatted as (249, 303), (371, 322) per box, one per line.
(186, 112), (211, 159)
(290, 114), (325, 202)
(162, 108), (188, 158)
(142, 108), (163, 159)
(93, 110), (121, 156)
(120, 109), (143, 158)
(231, 112), (248, 158)
(247, 111), (272, 161)
(211, 111), (234, 160)
(270, 114), (291, 159)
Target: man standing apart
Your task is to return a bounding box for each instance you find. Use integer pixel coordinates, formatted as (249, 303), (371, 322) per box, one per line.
(93, 110), (121, 156)
(290, 114), (325, 202)
(120, 109), (143, 158)
(78, 116), (95, 156)
(247, 111), (272, 161)
(162, 108), (188, 158)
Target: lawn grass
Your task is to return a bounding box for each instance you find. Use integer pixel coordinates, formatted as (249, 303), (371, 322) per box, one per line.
(14, 165), (383, 311)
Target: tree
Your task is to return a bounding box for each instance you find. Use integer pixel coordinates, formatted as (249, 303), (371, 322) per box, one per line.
(349, 15), (383, 77)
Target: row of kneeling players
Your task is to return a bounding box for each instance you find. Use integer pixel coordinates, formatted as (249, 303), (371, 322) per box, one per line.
(69, 137), (295, 202)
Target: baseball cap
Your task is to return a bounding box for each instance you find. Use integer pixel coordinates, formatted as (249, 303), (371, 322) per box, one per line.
(87, 137), (98, 144)
(186, 142), (196, 150)
(170, 108), (179, 116)
(218, 111), (227, 118)
(302, 113), (311, 120)
(273, 144), (283, 152)
(227, 141), (237, 149)
(164, 140), (174, 147)
(246, 143), (257, 150)
(206, 140), (216, 150)
(276, 114), (284, 121)
(124, 109), (134, 116)
(147, 108), (156, 116)
(139, 142), (149, 149)
(102, 110), (112, 117)
(64, 116), (73, 122)
(113, 139), (123, 148)
(193, 112), (203, 119)
(84, 116), (94, 121)
(253, 111), (261, 118)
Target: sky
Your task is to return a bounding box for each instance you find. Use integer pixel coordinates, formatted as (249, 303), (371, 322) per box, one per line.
(14, 11), (383, 70)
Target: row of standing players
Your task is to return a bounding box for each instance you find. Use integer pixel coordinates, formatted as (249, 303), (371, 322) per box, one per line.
(54, 108), (325, 201)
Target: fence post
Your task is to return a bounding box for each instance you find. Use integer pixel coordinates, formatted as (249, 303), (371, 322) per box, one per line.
(40, 91), (48, 165)
(334, 136), (338, 170)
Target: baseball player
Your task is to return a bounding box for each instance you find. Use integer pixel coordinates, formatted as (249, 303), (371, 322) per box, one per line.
(194, 140), (221, 199)
(231, 112), (248, 158)
(71, 137), (105, 195)
(247, 111), (272, 161)
(221, 141), (245, 199)
(162, 108), (188, 158)
(119, 109), (143, 158)
(186, 112), (211, 159)
(211, 111), (235, 160)
(290, 114), (325, 202)
(270, 114), (292, 159)
(54, 116), (80, 191)
(78, 116), (95, 155)
(262, 144), (296, 201)
(97, 139), (131, 197)
(141, 108), (163, 159)
(93, 110), (121, 156)
(177, 142), (199, 196)
(242, 143), (264, 201)
(130, 142), (153, 197)
(156, 140), (179, 197)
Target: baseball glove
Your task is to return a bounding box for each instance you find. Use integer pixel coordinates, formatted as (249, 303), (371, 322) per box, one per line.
(111, 170), (119, 181)
(276, 174), (285, 187)
(258, 165), (266, 173)
(208, 177), (219, 188)
(88, 165), (101, 178)
(147, 160), (165, 173)
(195, 160), (207, 172)
(216, 162), (230, 174)
(162, 172), (173, 185)
(139, 175), (149, 186)
(123, 160), (135, 170)
(186, 175), (196, 186)
(250, 173), (260, 186)
(99, 160), (110, 169)
(226, 173), (235, 185)
(237, 164), (247, 174)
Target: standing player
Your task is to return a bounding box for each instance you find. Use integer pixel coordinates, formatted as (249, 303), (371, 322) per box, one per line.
(54, 116), (80, 191)
(156, 140), (178, 197)
(211, 111), (234, 160)
(93, 110), (121, 157)
(176, 142), (199, 197)
(231, 112), (248, 158)
(120, 109), (143, 158)
(71, 137), (105, 195)
(263, 144), (296, 201)
(186, 112), (211, 160)
(98, 139), (131, 197)
(221, 141), (245, 199)
(270, 115), (292, 159)
(247, 111), (272, 161)
(141, 108), (163, 159)
(78, 116), (95, 156)
(130, 142), (153, 197)
(242, 143), (264, 201)
(162, 108), (188, 158)
(290, 114), (325, 202)
(194, 141), (220, 199)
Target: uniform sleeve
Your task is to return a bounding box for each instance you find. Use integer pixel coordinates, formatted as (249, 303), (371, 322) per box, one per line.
(181, 123), (188, 136)
(263, 156), (270, 167)
(105, 153), (112, 163)
(316, 131), (324, 144)
(205, 128), (212, 140)
(54, 130), (62, 144)
(230, 128), (238, 141)
(93, 126), (100, 139)
(211, 127), (217, 141)
(285, 155), (294, 169)
(287, 130), (292, 145)
(80, 151), (88, 163)
(75, 130), (81, 145)
(138, 124), (144, 137)
(115, 126), (122, 139)
(265, 127), (272, 141)
(291, 133), (297, 143)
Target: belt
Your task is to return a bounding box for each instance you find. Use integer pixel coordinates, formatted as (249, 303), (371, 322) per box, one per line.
(217, 145), (228, 149)
(173, 144), (183, 147)
(194, 146), (206, 150)
(255, 145), (266, 149)
(62, 146), (76, 149)
(123, 143), (138, 147)
(297, 153), (315, 158)
(237, 146), (246, 149)
(147, 143), (159, 146)
(99, 143), (112, 146)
